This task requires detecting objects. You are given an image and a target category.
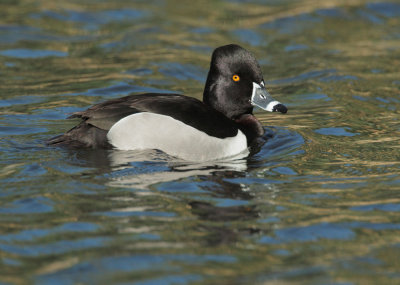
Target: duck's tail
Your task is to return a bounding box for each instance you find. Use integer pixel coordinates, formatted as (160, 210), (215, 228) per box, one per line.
(46, 123), (112, 149)
(46, 134), (67, 146)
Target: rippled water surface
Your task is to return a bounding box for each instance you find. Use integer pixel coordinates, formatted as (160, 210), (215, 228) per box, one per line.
(1, 0), (400, 284)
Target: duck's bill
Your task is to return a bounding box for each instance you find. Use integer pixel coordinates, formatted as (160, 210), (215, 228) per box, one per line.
(251, 82), (287, 113)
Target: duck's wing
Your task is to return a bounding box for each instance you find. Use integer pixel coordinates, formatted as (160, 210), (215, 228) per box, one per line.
(72, 93), (238, 137)
(67, 94), (153, 130)
(47, 94), (147, 148)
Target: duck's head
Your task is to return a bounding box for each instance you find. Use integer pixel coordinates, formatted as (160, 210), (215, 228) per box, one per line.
(203, 44), (287, 120)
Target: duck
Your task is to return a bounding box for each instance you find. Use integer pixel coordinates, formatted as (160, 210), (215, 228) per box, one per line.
(47, 44), (287, 161)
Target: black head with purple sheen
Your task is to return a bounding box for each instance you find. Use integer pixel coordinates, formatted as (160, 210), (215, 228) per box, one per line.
(202, 44), (287, 120)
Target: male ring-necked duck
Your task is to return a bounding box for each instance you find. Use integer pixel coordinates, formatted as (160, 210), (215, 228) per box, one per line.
(47, 44), (287, 161)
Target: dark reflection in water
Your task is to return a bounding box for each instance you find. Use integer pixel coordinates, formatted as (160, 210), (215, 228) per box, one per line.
(53, 129), (294, 251)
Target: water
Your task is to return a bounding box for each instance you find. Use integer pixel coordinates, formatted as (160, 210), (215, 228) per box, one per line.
(1, 0), (400, 284)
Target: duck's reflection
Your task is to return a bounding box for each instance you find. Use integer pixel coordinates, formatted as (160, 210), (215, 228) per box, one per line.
(186, 172), (263, 246)
(106, 149), (250, 189)
(66, 137), (275, 246)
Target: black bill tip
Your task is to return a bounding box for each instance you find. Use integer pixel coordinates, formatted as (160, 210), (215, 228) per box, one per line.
(272, 104), (288, 114)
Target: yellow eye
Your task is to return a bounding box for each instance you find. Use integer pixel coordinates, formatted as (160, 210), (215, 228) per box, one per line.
(232, 74), (240, 82)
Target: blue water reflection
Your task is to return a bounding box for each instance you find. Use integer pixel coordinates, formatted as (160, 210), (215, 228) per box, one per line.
(259, 223), (355, 244)
(0, 196), (54, 214)
(0, 49), (67, 58)
(261, 13), (321, 34)
(314, 127), (359, 137)
(366, 2), (400, 18)
(31, 9), (148, 30)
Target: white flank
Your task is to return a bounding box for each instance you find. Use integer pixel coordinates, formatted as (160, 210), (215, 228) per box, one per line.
(265, 100), (281, 112)
(107, 113), (249, 162)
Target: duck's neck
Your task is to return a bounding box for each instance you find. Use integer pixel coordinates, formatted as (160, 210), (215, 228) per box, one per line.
(203, 79), (263, 143)
(234, 114), (264, 144)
